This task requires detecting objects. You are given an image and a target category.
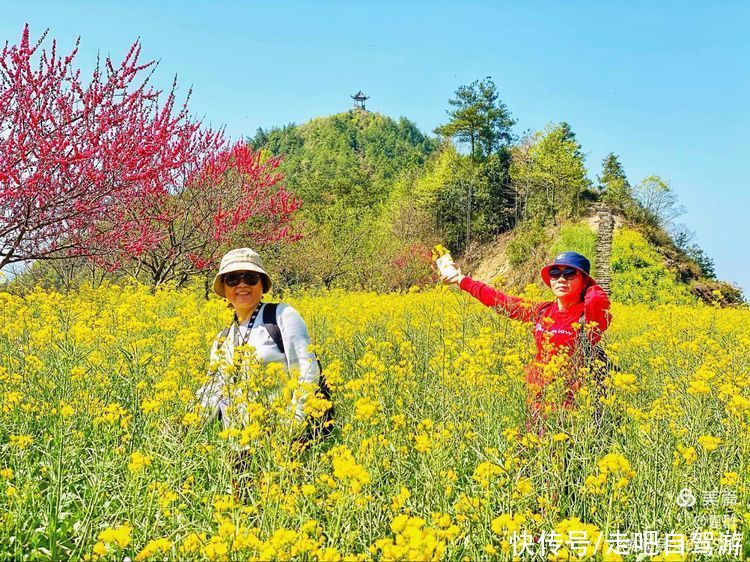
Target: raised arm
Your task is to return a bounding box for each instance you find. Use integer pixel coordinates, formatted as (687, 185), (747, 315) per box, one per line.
(436, 251), (545, 323)
(458, 276), (544, 323)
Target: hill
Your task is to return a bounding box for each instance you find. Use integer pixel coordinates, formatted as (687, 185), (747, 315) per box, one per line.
(247, 110), (742, 305)
(250, 110), (438, 208)
(465, 207), (744, 306)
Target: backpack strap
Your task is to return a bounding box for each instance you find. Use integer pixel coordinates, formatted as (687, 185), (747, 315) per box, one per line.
(217, 326), (231, 352)
(262, 302), (284, 354)
(216, 305), (281, 356)
(262, 301), (330, 389)
(261, 303), (334, 439)
(535, 301), (554, 324)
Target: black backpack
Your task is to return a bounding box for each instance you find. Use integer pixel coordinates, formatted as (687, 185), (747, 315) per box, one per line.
(220, 303), (335, 440)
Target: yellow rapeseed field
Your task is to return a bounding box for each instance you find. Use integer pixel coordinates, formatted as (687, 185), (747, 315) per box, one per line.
(0, 283), (748, 560)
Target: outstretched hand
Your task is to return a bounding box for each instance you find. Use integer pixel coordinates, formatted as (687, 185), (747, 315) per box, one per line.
(433, 245), (464, 285)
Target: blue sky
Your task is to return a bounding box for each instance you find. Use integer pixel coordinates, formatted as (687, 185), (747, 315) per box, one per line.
(3, 1), (748, 293)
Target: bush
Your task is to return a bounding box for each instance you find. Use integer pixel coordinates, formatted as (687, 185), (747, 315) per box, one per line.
(506, 223), (549, 267)
(691, 280), (746, 307)
(548, 222), (597, 276)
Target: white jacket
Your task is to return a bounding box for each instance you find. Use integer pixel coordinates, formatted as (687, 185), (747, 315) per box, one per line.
(196, 302), (320, 429)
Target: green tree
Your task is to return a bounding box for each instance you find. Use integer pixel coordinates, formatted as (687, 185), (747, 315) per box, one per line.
(598, 152), (633, 210)
(250, 111), (437, 208)
(434, 76), (515, 161)
(672, 225), (717, 280)
(265, 202), (378, 290)
(632, 175), (685, 229)
(510, 123), (591, 224)
(410, 145), (473, 252)
(434, 77), (515, 248)
(598, 152), (629, 190)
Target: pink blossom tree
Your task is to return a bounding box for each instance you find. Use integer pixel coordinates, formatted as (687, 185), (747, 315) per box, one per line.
(0, 26), (300, 284)
(86, 141), (301, 286)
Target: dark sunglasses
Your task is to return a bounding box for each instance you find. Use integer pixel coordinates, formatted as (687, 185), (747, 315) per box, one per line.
(223, 272), (261, 287)
(549, 266), (580, 281)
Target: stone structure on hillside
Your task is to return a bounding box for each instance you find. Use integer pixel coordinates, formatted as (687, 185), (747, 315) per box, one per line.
(594, 202), (615, 295)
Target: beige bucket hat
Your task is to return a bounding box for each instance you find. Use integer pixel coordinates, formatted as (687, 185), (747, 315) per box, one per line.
(213, 248), (272, 297)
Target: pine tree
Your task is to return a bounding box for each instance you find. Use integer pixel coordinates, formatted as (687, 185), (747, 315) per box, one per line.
(434, 77), (515, 247)
(598, 153), (632, 211)
(434, 76), (515, 161)
(598, 153), (630, 192)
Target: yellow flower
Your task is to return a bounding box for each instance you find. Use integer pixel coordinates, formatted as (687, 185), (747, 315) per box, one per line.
(502, 427), (519, 442)
(687, 379), (711, 395)
(98, 523), (132, 548)
(203, 539), (229, 560)
(353, 397), (380, 422)
(135, 537), (172, 560)
(472, 462), (505, 488)
(391, 414), (406, 429)
(676, 445), (697, 465)
(390, 514), (411, 533)
(60, 404), (75, 417)
(318, 547), (342, 561)
(92, 541), (108, 556)
(720, 471), (739, 486)
(128, 451), (152, 473)
(329, 445), (370, 494)
(491, 513), (527, 534)
(516, 477), (533, 495)
(2, 391), (23, 413)
(9, 434), (33, 449)
(612, 373), (638, 392)
(585, 453), (635, 495)
(391, 486), (411, 512)
(141, 399), (161, 414)
(414, 434), (432, 453)
(180, 532), (207, 554)
(181, 412), (199, 425)
(697, 435), (722, 452)
(218, 427), (240, 440)
(375, 515), (447, 561)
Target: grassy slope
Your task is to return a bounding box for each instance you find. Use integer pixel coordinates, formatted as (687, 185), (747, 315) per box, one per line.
(466, 211), (698, 306)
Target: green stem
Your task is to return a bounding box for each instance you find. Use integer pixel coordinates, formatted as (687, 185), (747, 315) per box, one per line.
(604, 487), (615, 536)
(50, 421), (65, 560)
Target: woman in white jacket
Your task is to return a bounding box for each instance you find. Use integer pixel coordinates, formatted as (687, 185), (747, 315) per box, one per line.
(197, 248), (320, 496)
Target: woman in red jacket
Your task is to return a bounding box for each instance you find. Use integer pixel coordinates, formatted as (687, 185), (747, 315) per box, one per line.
(436, 250), (612, 431)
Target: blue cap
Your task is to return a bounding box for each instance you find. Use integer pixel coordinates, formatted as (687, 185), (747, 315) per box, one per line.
(540, 251), (594, 287)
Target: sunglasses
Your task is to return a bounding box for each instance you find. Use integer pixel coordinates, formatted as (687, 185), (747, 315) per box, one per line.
(223, 272), (261, 287)
(549, 267), (580, 281)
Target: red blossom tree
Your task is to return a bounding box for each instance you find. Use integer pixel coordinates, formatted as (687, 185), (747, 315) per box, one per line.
(0, 25), (197, 269)
(0, 25), (300, 283)
(86, 141), (301, 285)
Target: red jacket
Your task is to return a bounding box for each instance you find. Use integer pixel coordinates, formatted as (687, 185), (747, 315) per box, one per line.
(458, 276), (612, 388)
